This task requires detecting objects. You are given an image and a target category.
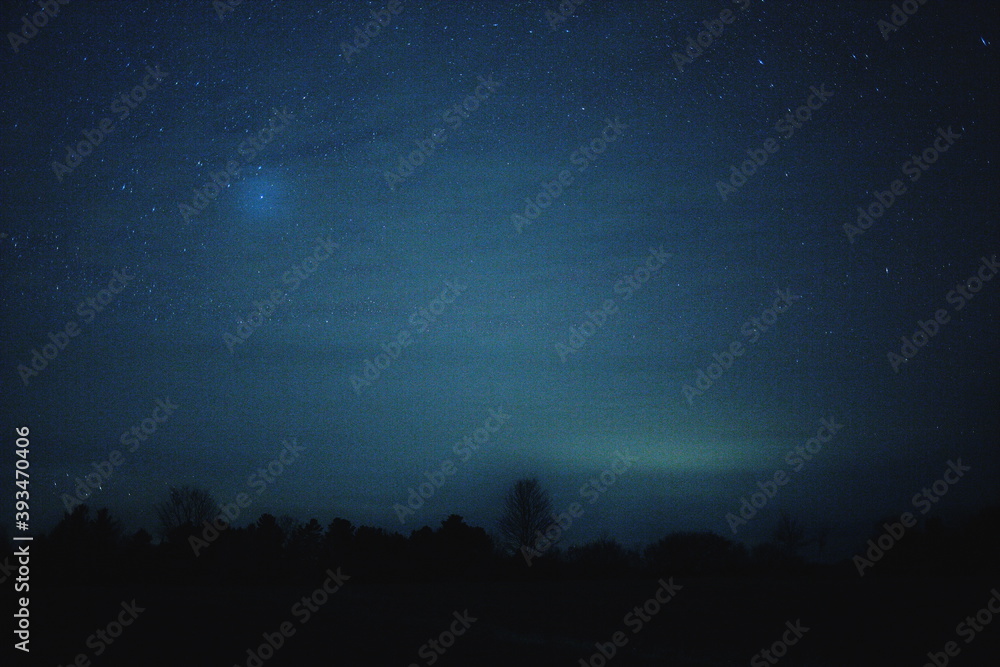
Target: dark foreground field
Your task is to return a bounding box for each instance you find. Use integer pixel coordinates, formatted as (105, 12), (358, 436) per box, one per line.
(28, 576), (1000, 666)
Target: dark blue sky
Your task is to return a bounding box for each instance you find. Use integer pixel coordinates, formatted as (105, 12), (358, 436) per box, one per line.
(2, 0), (997, 558)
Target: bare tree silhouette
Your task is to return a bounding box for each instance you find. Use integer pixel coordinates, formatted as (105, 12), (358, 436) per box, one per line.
(813, 520), (831, 561)
(154, 485), (217, 539)
(772, 511), (808, 558)
(497, 478), (553, 555)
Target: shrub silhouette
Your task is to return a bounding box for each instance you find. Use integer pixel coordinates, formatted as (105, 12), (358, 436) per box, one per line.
(644, 531), (748, 576)
(566, 537), (637, 578)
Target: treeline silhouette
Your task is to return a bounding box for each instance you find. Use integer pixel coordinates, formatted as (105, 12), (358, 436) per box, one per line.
(8, 501), (998, 587)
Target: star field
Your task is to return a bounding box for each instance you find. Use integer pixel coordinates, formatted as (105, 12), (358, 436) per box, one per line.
(0, 0), (997, 557)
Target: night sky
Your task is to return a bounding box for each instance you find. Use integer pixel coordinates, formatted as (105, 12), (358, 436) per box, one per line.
(2, 0), (998, 560)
